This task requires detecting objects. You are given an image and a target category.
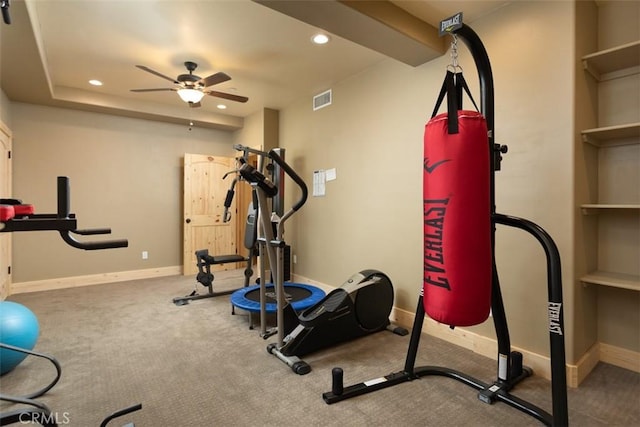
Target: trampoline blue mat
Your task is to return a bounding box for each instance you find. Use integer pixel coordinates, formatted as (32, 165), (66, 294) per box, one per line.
(230, 283), (325, 313)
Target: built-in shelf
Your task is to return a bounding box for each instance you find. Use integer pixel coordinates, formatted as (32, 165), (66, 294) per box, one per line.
(581, 204), (640, 210)
(581, 271), (640, 292)
(580, 204), (640, 215)
(581, 123), (640, 147)
(582, 40), (640, 81)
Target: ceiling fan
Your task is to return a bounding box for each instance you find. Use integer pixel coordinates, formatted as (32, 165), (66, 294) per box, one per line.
(130, 61), (248, 108)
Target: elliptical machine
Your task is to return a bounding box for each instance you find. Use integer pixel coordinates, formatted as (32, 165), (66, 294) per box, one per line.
(268, 270), (408, 374)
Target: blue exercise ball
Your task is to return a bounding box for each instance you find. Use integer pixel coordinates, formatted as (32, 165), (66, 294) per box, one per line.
(0, 301), (40, 375)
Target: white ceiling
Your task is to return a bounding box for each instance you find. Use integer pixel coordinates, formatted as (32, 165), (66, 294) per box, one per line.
(0, 0), (508, 130)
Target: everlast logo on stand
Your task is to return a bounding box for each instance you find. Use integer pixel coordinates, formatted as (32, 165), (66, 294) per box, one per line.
(548, 302), (563, 335)
(424, 198), (450, 290)
(439, 12), (463, 36)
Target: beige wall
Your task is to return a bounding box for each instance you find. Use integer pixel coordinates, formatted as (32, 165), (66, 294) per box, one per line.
(0, 89), (11, 127)
(280, 0), (577, 361)
(10, 103), (236, 282)
(232, 107), (279, 151)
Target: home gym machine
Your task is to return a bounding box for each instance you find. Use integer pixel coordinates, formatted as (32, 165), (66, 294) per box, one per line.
(231, 145), (318, 339)
(172, 166), (258, 306)
(1, 176), (141, 426)
(322, 15), (568, 427)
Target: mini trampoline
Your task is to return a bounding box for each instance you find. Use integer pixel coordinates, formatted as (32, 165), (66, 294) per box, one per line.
(231, 283), (325, 314)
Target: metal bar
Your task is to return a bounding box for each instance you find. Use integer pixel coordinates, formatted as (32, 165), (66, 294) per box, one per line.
(403, 294), (426, 374)
(494, 213), (568, 426)
(255, 188), (277, 337)
(57, 176), (71, 218)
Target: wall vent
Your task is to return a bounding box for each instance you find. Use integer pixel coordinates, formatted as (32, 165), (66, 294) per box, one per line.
(313, 89), (332, 111)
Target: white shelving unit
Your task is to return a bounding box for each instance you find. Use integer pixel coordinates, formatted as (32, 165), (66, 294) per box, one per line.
(579, 39), (640, 292)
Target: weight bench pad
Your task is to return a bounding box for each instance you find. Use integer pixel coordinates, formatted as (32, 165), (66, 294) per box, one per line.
(1, 203), (35, 222)
(0, 205), (14, 222)
(14, 204), (35, 216)
(208, 254), (247, 264)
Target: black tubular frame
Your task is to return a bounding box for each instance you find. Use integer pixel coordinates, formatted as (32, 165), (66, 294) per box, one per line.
(0, 177), (128, 250)
(322, 23), (568, 426)
(0, 343), (62, 427)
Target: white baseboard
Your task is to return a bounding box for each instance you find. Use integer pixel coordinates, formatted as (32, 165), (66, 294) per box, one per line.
(570, 342), (601, 387)
(10, 266), (182, 294)
(600, 342), (640, 373)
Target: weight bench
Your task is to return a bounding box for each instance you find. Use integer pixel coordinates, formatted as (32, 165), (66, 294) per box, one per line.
(173, 202), (257, 306)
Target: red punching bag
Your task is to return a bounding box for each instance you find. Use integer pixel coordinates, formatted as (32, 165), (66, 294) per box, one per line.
(423, 71), (492, 327)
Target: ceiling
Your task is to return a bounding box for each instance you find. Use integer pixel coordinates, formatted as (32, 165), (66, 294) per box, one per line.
(0, 0), (508, 131)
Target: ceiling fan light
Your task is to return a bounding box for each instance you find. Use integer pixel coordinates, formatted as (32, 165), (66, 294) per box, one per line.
(177, 88), (205, 103)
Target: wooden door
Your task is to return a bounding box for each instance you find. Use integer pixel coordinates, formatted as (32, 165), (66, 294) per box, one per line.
(0, 122), (12, 299)
(183, 154), (238, 276)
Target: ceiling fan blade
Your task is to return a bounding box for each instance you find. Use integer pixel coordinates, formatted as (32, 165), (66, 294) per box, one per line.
(130, 88), (176, 92)
(135, 65), (179, 84)
(188, 101), (202, 108)
(199, 72), (231, 87)
(207, 91), (249, 103)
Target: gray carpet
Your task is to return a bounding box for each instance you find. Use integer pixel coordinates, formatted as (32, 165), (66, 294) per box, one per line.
(2, 272), (638, 426)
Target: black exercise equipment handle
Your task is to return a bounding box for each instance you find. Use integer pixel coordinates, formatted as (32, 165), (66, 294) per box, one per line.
(1, 0), (10, 25)
(0, 343), (61, 400)
(268, 149), (307, 212)
(0, 177), (128, 250)
(224, 187), (235, 208)
(56, 177), (128, 250)
(238, 163), (278, 197)
(99, 404), (143, 427)
(0, 395), (54, 427)
(73, 228), (112, 236)
(59, 230), (128, 250)
(233, 143), (270, 160)
(223, 175), (238, 223)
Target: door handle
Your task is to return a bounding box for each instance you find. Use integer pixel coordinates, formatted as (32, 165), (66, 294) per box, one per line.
(186, 218), (191, 224)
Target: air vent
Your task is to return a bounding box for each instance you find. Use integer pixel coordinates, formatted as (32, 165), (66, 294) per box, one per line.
(313, 89), (332, 111)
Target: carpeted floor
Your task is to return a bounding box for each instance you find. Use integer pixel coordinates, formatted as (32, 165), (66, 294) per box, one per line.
(1, 271), (638, 426)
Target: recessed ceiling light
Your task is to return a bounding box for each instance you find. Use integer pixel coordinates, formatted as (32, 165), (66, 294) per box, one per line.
(217, 104), (227, 110)
(311, 34), (330, 45)
(88, 79), (103, 86)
